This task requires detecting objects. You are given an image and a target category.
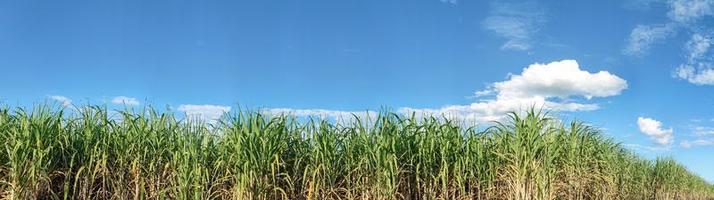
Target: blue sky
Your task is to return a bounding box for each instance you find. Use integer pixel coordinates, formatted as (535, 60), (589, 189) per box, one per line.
(2, 0), (714, 182)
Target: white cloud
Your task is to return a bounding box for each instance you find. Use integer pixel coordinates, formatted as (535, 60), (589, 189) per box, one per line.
(685, 33), (712, 60)
(680, 139), (714, 148)
(623, 143), (671, 152)
(473, 89), (493, 97)
(178, 104), (231, 123)
(679, 123), (714, 148)
(398, 98), (599, 125)
(482, 1), (546, 51)
(400, 60), (626, 124)
(637, 117), (674, 145)
(692, 125), (714, 136)
(49, 95), (72, 107)
(492, 60), (628, 99)
(668, 0), (714, 23)
(624, 0), (714, 85)
(265, 60), (626, 126)
(675, 65), (714, 84)
(623, 0), (664, 10)
(439, 0), (457, 5)
(674, 33), (714, 84)
(623, 24), (678, 56)
(111, 96), (140, 106)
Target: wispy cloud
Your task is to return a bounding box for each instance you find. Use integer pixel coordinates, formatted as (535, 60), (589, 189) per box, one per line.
(623, 23), (678, 56)
(624, 0), (714, 85)
(623, 0), (665, 10)
(49, 95), (72, 107)
(668, 0), (714, 23)
(482, 1), (546, 51)
(439, 0), (457, 5)
(676, 67), (714, 84)
(692, 125), (714, 136)
(681, 139), (714, 148)
(679, 122), (714, 148)
(637, 117), (674, 145)
(623, 143), (671, 152)
(685, 33), (712, 59)
(674, 33), (714, 85)
(111, 96), (140, 106)
(178, 104), (231, 123)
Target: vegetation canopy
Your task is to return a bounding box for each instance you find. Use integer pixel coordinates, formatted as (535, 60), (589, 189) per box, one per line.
(0, 105), (712, 200)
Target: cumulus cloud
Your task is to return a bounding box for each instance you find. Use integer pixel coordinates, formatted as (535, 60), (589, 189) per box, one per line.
(637, 117), (674, 145)
(178, 104), (231, 123)
(400, 60), (626, 124)
(267, 60), (626, 126)
(623, 24), (678, 56)
(482, 1), (546, 51)
(492, 60), (628, 99)
(49, 95), (72, 107)
(111, 96), (140, 106)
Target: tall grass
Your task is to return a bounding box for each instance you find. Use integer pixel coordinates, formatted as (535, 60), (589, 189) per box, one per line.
(0, 105), (712, 199)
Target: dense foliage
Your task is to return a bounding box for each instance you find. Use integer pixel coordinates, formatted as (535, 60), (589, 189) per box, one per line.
(0, 106), (712, 199)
